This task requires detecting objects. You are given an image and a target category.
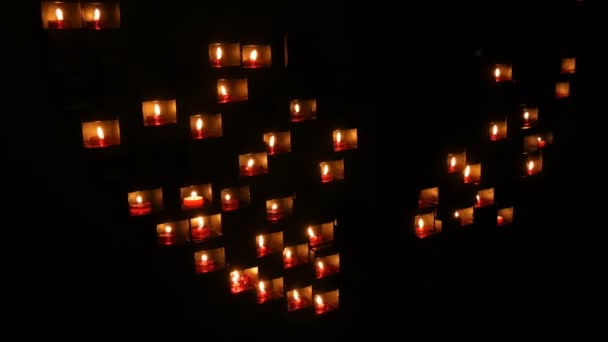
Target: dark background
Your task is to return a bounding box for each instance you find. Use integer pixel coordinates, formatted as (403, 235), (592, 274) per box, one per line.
(7, 0), (605, 337)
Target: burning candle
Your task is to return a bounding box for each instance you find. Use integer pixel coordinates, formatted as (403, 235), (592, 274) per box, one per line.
(291, 102), (303, 122)
(463, 165), (471, 184)
(183, 191), (204, 209)
(496, 215), (504, 226)
(490, 124), (498, 141)
(212, 46), (223, 68)
(267, 202), (283, 222)
(267, 135), (276, 155)
(218, 85), (229, 103)
(448, 156), (457, 173)
(333, 130), (346, 151)
(307, 226), (322, 247)
(160, 225), (175, 246)
(242, 158), (256, 176)
(321, 163), (333, 183)
(417, 218), (426, 236)
(290, 290), (303, 310)
(454, 211), (461, 225)
(256, 235), (270, 258)
(523, 110), (530, 128)
(537, 136), (546, 149)
(85, 8), (101, 30)
(316, 261), (327, 279)
(192, 216), (211, 241)
(222, 193), (239, 211)
(494, 67), (501, 82)
(245, 49), (259, 68)
(230, 271), (245, 294)
(49, 8), (64, 29)
(147, 103), (163, 126)
(257, 281), (271, 303)
(88, 126), (106, 147)
(476, 194), (482, 208)
(129, 195), (152, 216)
(283, 248), (295, 268)
(527, 160), (535, 176)
(315, 295), (330, 315)
(197, 253), (216, 273)
(193, 117), (205, 139)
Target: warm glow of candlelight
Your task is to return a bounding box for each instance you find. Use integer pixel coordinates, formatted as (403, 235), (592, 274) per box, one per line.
(476, 194), (481, 204)
(231, 271), (240, 284)
(247, 158), (254, 168)
(271, 203), (278, 210)
(450, 156), (456, 168)
(258, 281), (265, 292)
(454, 211), (459, 218)
(285, 249), (292, 258)
(336, 131), (342, 143)
(315, 295), (323, 306)
(537, 137), (542, 142)
(317, 261), (324, 270)
(216, 46), (223, 60)
(154, 103), (161, 116)
(294, 103), (300, 113)
(197, 216), (204, 227)
(293, 290), (300, 301)
(258, 235), (264, 247)
(190, 191), (198, 198)
(528, 160), (534, 171)
(307, 227), (315, 238)
(96, 126), (104, 139)
(224, 193), (231, 201)
(464, 165), (471, 178)
(492, 124), (498, 136)
(55, 8), (64, 21)
(268, 135), (275, 147)
(249, 49), (258, 61)
(93, 8), (100, 21)
(136, 195), (143, 204)
(322, 164), (329, 175)
(201, 254), (208, 263)
(196, 118), (203, 131)
(417, 218), (424, 230)
(220, 85), (227, 96)
(523, 111), (529, 120)
(494, 67), (500, 78)
(164, 226), (172, 234)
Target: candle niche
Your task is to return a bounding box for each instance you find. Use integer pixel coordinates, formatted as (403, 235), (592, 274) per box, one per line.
(287, 286), (312, 312)
(418, 187), (439, 209)
(520, 106), (539, 129)
(189, 214), (221, 243)
(561, 58), (576, 74)
(493, 64), (513, 82)
(283, 244), (309, 269)
(208, 43), (240, 68)
(523, 132), (554, 152)
(82, 120), (120, 148)
(156, 220), (189, 247)
(217, 78), (248, 103)
(496, 207), (514, 226)
(290, 99), (317, 122)
(194, 247), (225, 274)
(314, 289), (339, 315)
(555, 81), (570, 99)
(220, 186), (250, 212)
(82, 2), (121, 29)
(524, 153), (543, 177)
(189, 113), (222, 140)
(266, 196), (293, 222)
(463, 163), (481, 184)
(319, 160), (345, 183)
(414, 211), (442, 239)
(141, 100), (177, 127)
(314, 253), (340, 279)
(229, 267), (259, 295)
(180, 184), (212, 210)
(127, 189), (162, 216)
(257, 277), (284, 304)
(453, 207), (474, 227)
(447, 151), (466, 173)
(263, 131), (291, 155)
(475, 188), (495, 208)
(41, 1), (81, 29)
(489, 120), (507, 141)
(256, 231), (283, 258)
(241, 44), (272, 68)
(332, 128), (358, 151)
(306, 221), (334, 248)
(239, 152), (268, 177)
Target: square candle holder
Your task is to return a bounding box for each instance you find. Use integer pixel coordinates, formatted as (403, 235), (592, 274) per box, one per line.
(332, 128), (358, 151)
(128, 188), (162, 216)
(290, 99), (317, 122)
(453, 206), (474, 227)
(306, 221), (334, 248)
(414, 211), (442, 239)
(81, 2), (121, 29)
(208, 43), (241, 68)
(220, 186), (250, 212)
(287, 286), (312, 312)
(241, 44), (272, 69)
(496, 207), (514, 227)
(41, 1), (82, 29)
(266, 196), (294, 222)
(217, 78), (248, 103)
(523, 132), (553, 153)
(447, 151), (466, 174)
(313, 253), (340, 279)
(156, 220), (189, 247)
(194, 247), (225, 274)
(82, 120), (120, 148)
(239, 152), (268, 177)
(555, 81), (570, 99)
(418, 186), (439, 209)
(463, 163), (482, 184)
(314, 289), (339, 315)
(475, 188), (495, 208)
(190, 113), (222, 140)
(141, 99), (177, 127)
(489, 120), (508, 141)
(256, 231), (283, 258)
(493, 64), (513, 83)
(257, 277), (284, 304)
(229, 267), (259, 295)
(319, 160), (345, 183)
(561, 58), (576, 74)
(524, 153), (543, 177)
(520, 105), (539, 129)
(180, 184), (212, 210)
(189, 214), (222, 243)
(283, 243), (309, 269)
(263, 131), (291, 155)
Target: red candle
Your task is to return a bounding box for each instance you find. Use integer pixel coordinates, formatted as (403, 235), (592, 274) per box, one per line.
(316, 261), (330, 279)
(315, 295), (330, 315)
(147, 103), (163, 126)
(244, 49), (260, 68)
(527, 160), (535, 176)
(257, 281), (271, 304)
(496, 215), (504, 226)
(218, 85), (230, 103)
(267, 135), (276, 155)
(85, 8), (102, 30)
(256, 235), (271, 258)
(242, 158), (256, 176)
(291, 102), (304, 122)
(88, 126), (106, 148)
(283, 249), (296, 269)
(48, 8), (65, 29)
(192, 216), (211, 241)
(307, 227), (323, 247)
(416, 218), (428, 238)
(463, 165), (471, 184)
(159, 226), (175, 246)
(523, 111), (531, 128)
(211, 46), (223, 68)
(475, 194), (482, 208)
(321, 164), (333, 183)
(490, 124), (498, 141)
(222, 193), (239, 211)
(129, 195), (152, 216)
(183, 191), (204, 209)
(537, 137), (546, 149)
(196, 253), (216, 273)
(448, 156), (457, 173)
(192, 117), (205, 139)
(289, 290), (304, 311)
(333, 131), (346, 151)
(494, 67), (501, 83)
(267, 202), (283, 222)
(230, 271), (251, 294)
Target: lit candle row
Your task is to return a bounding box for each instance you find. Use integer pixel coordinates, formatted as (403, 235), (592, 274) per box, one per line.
(45, 5), (116, 30)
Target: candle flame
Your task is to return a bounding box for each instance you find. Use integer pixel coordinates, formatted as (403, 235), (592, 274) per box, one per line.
(154, 103), (161, 116)
(55, 8), (63, 21)
(271, 203), (278, 210)
(258, 235), (264, 247)
(476, 194), (481, 203)
(528, 160), (535, 171)
(136, 195), (142, 204)
(537, 136), (542, 142)
(201, 253), (208, 262)
(224, 193), (231, 201)
(247, 158), (254, 168)
(335, 131), (342, 143)
(216, 46), (223, 60)
(96, 126), (104, 140)
(454, 211), (460, 218)
(523, 111), (529, 120)
(315, 295), (323, 306)
(492, 124), (498, 136)
(249, 49), (258, 61)
(93, 8), (100, 21)
(220, 85), (227, 96)
(494, 67), (500, 78)
(464, 165), (471, 178)
(268, 135), (275, 147)
(322, 164), (329, 175)
(307, 227), (315, 238)
(450, 156), (456, 168)
(293, 290), (300, 301)
(259, 281), (265, 292)
(190, 191), (198, 198)
(196, 117), (203, 131)
(417, 218), (424, 230)
(294, 103), (300, 113)
(317, 261), (324, 270)
(197, 216), (204, 227)
(231, 271), (240, 284)
(285, 249), (292, 258)
(164, 226), (172, 234)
